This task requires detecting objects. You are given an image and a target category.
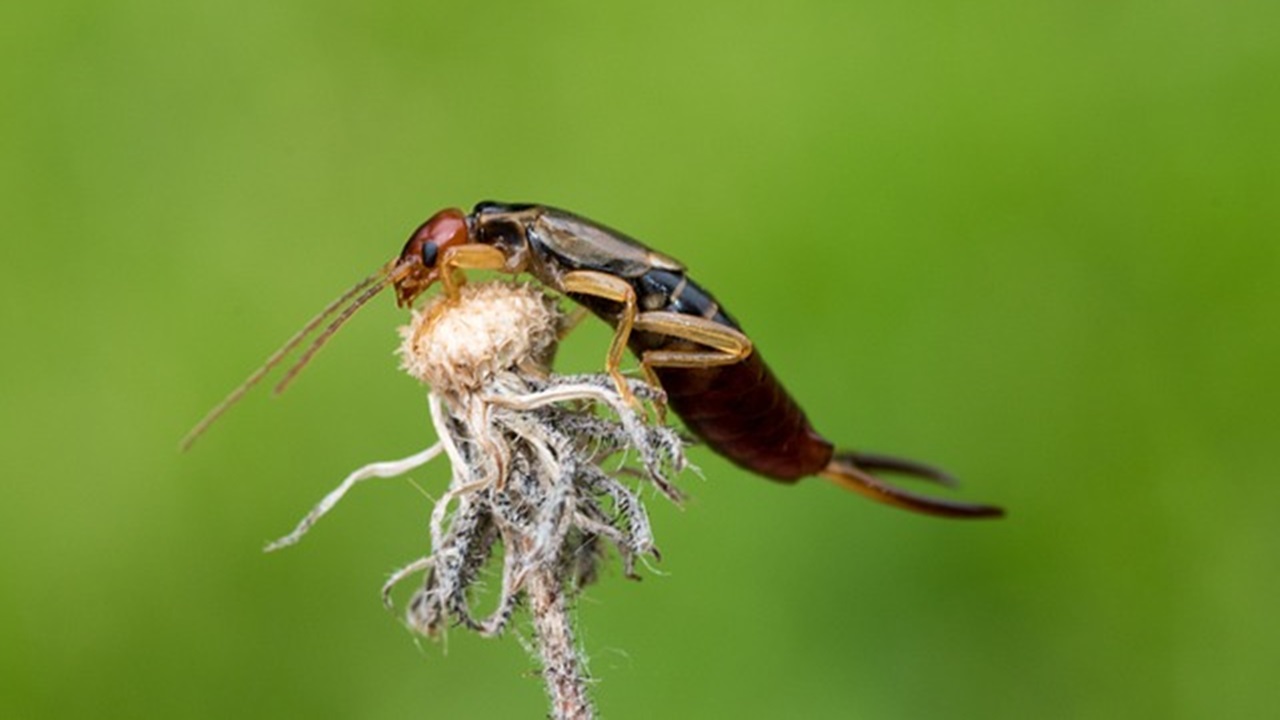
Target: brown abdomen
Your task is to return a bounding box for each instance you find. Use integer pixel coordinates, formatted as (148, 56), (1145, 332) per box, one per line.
(646, 344), (835, 481)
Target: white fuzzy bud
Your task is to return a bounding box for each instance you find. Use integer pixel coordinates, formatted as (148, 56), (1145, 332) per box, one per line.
(397, 281), (561, 393)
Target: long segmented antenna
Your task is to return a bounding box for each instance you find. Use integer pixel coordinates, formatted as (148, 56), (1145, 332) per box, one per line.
(271, 264), (408, 396)
(180, 263), (398, 451)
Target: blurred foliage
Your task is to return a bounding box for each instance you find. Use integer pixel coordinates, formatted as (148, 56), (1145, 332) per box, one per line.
(2, 1), (1277, 718)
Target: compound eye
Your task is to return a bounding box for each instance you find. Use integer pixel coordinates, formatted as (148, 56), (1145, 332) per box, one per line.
(421, 241), (439, 267)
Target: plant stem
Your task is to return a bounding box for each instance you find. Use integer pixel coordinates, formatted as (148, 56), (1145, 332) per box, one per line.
(527, 567), (593, 720)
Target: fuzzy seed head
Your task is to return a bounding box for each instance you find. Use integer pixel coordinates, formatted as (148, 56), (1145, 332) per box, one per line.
(398, 282), (561, 393)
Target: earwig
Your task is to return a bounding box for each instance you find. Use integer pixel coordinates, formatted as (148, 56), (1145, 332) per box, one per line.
(184, 202), (1003, 519)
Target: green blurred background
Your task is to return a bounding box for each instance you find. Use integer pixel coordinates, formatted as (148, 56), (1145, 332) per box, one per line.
(3, 1), (1277, 718)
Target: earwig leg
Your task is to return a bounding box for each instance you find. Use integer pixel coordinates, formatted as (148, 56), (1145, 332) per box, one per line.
(819, 455), (1004, 519)
(439, 244), (509, 298)
(560, 270), (640, 405)
(638, 362), (668, 422)
(631, 311), (754, 369)
(265, 443), (446, 552)
(627, 312), (752, 424)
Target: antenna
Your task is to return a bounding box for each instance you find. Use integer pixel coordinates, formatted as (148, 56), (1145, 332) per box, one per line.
(180, 263), (397, 451)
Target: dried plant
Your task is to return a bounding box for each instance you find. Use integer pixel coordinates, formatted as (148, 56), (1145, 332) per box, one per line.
(267, 281), (688, 720)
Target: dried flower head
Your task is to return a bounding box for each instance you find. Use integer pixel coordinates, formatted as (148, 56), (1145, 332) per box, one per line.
(268, 280), (688, 720)
(397, 281), (561, 393)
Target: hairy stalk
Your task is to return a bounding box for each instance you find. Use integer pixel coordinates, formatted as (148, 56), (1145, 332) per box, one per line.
(527, 566), (591, 720)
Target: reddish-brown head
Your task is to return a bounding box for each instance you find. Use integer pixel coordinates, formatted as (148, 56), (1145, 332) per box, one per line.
(394, 208), (472, 307)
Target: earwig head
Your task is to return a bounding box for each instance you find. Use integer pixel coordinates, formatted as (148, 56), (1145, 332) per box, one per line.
(183, 208), (477, 450)
(394, 208), (473, 307)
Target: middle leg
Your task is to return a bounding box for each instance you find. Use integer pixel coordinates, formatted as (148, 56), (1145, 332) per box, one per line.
(560, 270), (640, 405)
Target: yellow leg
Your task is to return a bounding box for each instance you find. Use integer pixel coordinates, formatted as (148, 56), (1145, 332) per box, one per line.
(631, 312), (753, 423)
(560, 270), (639, 405)
(637, 361), (670, 423)
(439, 244), (509, 298)
(632, 311), (753, 369)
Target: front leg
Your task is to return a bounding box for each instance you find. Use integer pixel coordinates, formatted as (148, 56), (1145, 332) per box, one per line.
(438, 243), (509, 298)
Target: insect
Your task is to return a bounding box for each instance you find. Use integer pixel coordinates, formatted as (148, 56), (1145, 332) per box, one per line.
(185, 201), (1003, 518)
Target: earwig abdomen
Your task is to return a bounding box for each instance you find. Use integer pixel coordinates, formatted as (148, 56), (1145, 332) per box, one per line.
(643, 344), (835, 481)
